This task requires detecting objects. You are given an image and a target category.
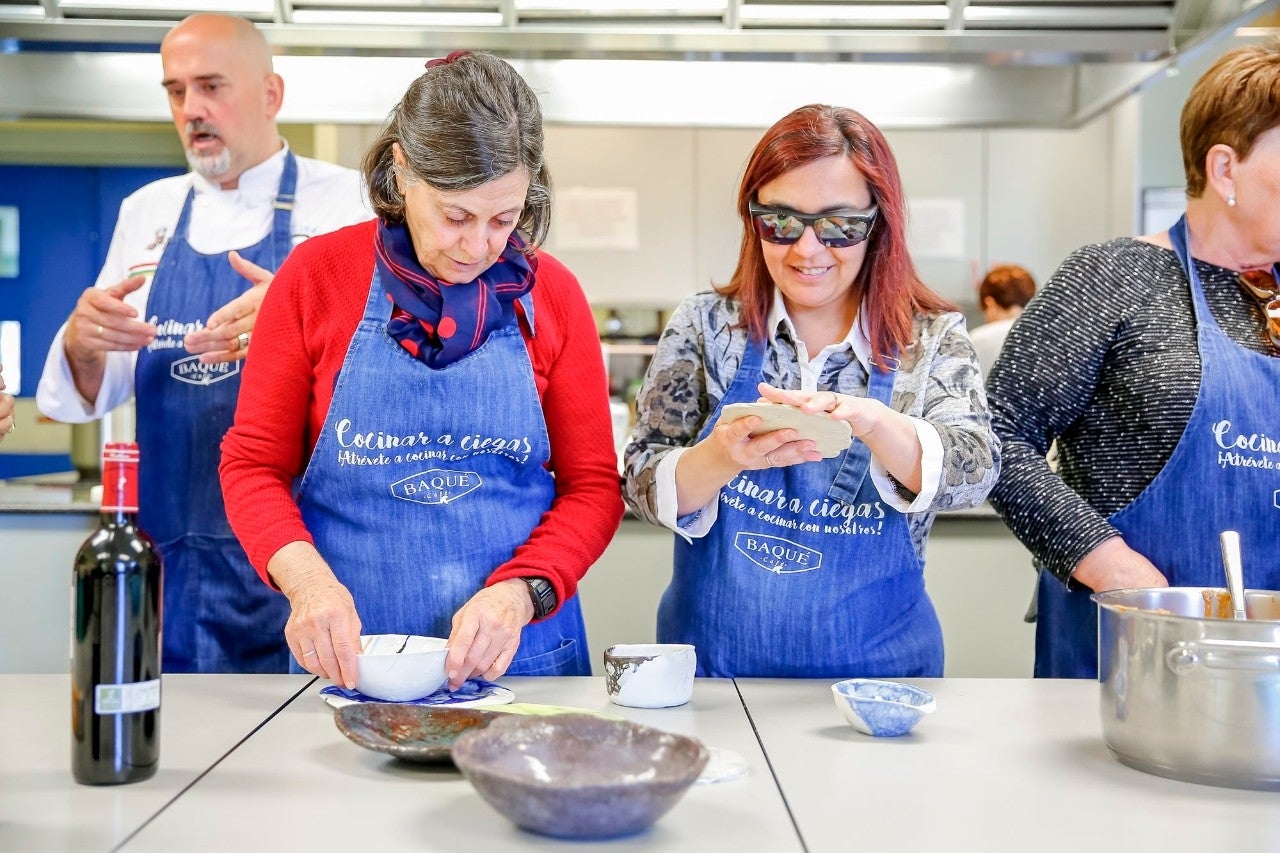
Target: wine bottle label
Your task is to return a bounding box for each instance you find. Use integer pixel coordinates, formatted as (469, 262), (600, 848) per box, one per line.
(102, 442), (141, 513)
(94, 679), (161, 715)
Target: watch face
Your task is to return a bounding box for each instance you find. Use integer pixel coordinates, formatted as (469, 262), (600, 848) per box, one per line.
(525, 578), (556, 619)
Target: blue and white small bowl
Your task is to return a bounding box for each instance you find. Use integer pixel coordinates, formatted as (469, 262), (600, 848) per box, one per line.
(831, 679), (936, 737)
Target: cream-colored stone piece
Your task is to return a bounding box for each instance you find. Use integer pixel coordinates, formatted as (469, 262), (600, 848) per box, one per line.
(718, 402), (853, 458)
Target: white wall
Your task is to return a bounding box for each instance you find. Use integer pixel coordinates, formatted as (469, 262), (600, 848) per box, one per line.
(545, 118), (1130, 309)
(327, 114), (1134, 313)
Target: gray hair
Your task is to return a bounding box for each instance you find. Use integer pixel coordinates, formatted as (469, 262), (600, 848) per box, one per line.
(363, 51), (552, 249)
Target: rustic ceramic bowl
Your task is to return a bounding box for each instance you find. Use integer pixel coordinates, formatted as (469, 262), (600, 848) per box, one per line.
(355, 634), (449, 702)
(451, 713), (709, 839)
(333, 703), (497, 763)
(831, 679), (936, 737)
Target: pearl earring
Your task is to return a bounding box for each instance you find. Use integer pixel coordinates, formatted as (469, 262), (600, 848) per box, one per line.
(1227, 194), (1236, 207)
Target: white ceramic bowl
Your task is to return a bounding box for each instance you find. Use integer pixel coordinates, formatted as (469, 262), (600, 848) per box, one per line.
(355, 634), (449, 702)
(602, 643), (697, 708)
(831, 679), (936, 737)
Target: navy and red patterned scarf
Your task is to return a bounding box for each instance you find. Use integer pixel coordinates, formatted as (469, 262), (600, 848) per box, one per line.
(374, 220), (537, 368)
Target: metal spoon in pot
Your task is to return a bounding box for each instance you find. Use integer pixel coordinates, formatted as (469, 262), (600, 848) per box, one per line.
(1219, 530), (1248, 621)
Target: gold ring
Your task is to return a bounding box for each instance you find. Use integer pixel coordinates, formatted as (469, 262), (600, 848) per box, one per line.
(96, 324), (104, 337)
(236, 331), (250, 351)
(301, 649), (318, 658)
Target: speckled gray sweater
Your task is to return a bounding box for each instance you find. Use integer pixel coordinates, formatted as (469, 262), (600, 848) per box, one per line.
(622, 291), (1001, 559)
(987, 238), (1278, 583)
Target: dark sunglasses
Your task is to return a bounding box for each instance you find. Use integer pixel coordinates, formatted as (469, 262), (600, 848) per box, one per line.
(748, 202), (878, 249)
(1237, 268), (1280, 350)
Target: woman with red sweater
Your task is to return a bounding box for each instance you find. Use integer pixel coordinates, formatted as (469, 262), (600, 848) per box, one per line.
(219, 51), (622, 692)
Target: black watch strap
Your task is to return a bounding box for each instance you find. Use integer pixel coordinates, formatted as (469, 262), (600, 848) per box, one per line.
(523, 577), (557, 620)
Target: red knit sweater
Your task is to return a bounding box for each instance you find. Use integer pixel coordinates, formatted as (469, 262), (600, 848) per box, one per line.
(219, 220), (623, 612)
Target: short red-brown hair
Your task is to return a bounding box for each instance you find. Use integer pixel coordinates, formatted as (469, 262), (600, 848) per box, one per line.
(719, 104), (955, 369)
(979, 264), (1036, 311)
(1181, 39), (1280, 198)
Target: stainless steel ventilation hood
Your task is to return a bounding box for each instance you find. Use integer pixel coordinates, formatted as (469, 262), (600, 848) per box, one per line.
(0, 0), (1275, 129)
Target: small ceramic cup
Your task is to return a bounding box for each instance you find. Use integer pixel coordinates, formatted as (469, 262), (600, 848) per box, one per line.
(602, 643), (696, 708)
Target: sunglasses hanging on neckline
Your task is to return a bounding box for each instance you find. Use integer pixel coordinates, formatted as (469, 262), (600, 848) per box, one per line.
(1236, 268), (1280, 351)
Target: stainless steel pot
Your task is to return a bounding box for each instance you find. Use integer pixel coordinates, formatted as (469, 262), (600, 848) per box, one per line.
(1093, 587), (1280, 791)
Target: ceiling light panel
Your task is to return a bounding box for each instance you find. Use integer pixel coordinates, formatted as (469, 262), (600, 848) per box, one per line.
(514, 0), (724, 11)
(57, 0), (275, 14)
(740, 3), (950, 28)
(295, 0), (497, 6)
(289, 10), (503, 25)
(964, 4), (1172, 29)
(0, 3), (46, 20)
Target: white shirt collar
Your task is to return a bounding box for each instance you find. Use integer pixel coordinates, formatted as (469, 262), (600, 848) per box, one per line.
(190, 141), (289, 196)
(766, 289), (873, 373)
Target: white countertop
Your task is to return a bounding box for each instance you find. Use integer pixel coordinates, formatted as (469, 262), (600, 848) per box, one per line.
(124, 677), (799, 852)
(736, 678), (1280, 853)
(9, 675), (1273, 852)
(0, 674), (311, 852)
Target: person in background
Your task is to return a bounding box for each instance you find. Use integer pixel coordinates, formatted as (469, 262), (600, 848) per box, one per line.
(622, 104), (999, 678)
(0, 365), (13, 441)
(36, 13), (371, 673)
(969, 263), (1036, 381)
(987, 40), (1280, 679)
(220, 51), (622, 692)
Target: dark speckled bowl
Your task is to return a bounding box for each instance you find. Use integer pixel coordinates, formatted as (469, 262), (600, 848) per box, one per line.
(450, 713), (709, 840)
(333, 704), (498, 763)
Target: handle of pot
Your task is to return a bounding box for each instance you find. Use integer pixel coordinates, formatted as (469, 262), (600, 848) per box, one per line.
(1166, 639), (1280, 675)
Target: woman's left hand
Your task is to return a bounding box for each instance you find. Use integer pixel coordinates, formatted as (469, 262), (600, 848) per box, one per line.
(443, 579), (534, 691)
(757, 383), (886, 438)
(757, 382), (924, 494)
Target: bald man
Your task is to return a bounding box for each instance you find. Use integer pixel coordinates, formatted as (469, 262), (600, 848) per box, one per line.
(37, 14), (371, 673)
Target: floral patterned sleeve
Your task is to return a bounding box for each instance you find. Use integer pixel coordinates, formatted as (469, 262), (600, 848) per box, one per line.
(909, 312), (1001, 510)
(622, 293), (739, 523)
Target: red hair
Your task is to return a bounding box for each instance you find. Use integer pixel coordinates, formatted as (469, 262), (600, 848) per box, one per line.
(719, 104), (955, 369)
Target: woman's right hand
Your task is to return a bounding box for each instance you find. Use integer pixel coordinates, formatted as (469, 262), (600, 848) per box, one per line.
(674, 415), (820, 515)
(1070, 537), (1169, 592)
(268, 541), (363, 688)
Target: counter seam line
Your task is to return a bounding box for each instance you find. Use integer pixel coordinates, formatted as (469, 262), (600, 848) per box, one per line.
(110, 676), (320, 852)
(732, 678), (810, 853)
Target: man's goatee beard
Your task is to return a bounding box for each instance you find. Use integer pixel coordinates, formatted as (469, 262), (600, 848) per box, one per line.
(186, 147), (232, 180)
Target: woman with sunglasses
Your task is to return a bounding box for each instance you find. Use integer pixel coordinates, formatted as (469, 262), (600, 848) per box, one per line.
(622, 104), (999, 678)
(986, 41), (1280, 679)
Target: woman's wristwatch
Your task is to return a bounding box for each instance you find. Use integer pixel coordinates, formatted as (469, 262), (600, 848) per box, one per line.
(522, 577), (557, 620)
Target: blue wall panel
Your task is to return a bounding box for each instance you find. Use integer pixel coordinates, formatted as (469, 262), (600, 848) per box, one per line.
(0, 164), (182, 397)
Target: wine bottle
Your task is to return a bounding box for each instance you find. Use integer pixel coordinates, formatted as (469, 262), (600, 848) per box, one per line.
(71, 441), (162, 785)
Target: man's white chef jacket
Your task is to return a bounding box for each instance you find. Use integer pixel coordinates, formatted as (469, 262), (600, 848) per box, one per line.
(37, 144), (372, 421)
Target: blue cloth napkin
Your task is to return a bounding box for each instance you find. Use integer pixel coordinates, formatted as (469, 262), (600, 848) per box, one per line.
(320, 678), (504, 706)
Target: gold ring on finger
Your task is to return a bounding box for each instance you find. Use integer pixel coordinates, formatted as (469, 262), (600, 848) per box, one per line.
(97, 324), (104, 337)
(236, 331), (250, 352)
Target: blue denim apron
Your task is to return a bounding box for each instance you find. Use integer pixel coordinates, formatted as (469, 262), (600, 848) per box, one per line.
(134, 154), (297, 674)
(1035, 215), (1280, 678)
(293, 263), (590, 676)
(659, 334), (943, 678)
